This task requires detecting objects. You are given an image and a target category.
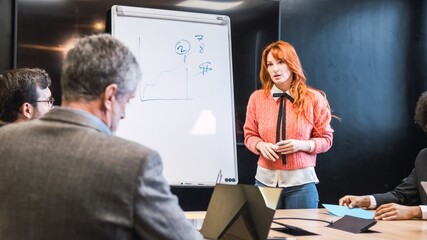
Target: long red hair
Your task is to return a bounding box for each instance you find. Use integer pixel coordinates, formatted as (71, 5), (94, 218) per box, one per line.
(259, 41), (338, 124)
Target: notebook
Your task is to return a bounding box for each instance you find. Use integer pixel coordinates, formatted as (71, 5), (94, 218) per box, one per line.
(199, 184), (282, 240)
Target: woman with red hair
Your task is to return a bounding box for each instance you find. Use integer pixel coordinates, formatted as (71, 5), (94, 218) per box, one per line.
(244, 40), (335, 209)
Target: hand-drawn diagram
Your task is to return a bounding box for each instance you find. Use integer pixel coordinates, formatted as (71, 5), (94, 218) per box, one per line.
(112, 8), (237, 186)
(138, 34), (213, 102)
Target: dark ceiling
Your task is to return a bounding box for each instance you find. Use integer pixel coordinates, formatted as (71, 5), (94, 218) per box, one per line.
(17, 0), (279, 55)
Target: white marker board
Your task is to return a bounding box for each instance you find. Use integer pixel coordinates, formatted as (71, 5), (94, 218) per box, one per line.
(110, 5), (238, 186)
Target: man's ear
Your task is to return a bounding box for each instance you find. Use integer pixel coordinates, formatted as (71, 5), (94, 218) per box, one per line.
(102, 84), (118, 110)
(19, 102), (35, 120)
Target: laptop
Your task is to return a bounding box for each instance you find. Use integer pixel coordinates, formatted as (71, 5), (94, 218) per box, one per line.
(199, 184), (282, 240)
(421, 181), (427, 195)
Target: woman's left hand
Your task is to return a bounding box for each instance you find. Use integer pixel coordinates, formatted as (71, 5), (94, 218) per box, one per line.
(276, 139), (311, 154)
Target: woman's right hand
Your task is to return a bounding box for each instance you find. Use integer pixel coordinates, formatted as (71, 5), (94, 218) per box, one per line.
(256, 141), (279, 162)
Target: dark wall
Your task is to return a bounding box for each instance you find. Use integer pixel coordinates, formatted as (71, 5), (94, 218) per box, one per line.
(0, 0), (15, 72)
(280, 0), (427, 204)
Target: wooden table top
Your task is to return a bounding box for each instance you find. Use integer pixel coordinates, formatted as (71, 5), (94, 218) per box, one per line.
(185, 208), (427, 239)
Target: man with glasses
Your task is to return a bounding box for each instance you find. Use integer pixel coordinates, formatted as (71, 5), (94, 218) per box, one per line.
(0, 34), (203, 240)
(0, 68), (54, 126)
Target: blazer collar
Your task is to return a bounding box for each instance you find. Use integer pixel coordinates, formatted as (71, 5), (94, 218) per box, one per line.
(41, 107), (111, 135)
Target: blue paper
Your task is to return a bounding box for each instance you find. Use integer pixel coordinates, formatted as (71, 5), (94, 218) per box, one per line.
(322, 204), (374, 219)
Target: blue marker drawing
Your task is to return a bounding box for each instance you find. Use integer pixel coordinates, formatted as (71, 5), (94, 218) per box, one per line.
(138, 35), (212, 101)
(175, 40), (191, 55)
(199, 62), (212, 76)
(195, 34), (204, 41)
(199, 43), (205, 53)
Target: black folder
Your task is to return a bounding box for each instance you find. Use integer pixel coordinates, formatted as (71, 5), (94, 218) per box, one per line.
(327, 215), (377, 233)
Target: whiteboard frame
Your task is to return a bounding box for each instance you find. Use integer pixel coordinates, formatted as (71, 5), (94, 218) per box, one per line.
(110, 5), (238, 186)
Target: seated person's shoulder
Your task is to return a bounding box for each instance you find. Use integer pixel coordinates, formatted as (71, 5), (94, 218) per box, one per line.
(419, 148), (427, 155)
(415, 148), (427, 164)
(0, 120), (37, 135)
(108, 135), (159, 160)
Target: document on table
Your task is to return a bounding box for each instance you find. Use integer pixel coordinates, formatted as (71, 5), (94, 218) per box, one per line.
(322, 204), (374, 219)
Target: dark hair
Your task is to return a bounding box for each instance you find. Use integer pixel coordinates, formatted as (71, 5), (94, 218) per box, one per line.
(0, 68), (51, 122)
(61, 34), (141, 102)
(415, 91), (427, 133)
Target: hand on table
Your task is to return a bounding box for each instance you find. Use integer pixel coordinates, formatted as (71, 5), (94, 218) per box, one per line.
(375, 203), (421, 220)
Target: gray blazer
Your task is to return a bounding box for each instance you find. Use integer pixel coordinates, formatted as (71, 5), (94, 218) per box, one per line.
(373, 148), (427, 206)
(0, 108), (203, 240)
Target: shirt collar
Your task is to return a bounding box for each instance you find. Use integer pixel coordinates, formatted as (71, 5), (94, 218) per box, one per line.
(271, 84), (292, 101)
(73, 108), (111, 135)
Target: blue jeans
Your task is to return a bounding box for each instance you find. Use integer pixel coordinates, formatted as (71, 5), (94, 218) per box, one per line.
(255, 180), (319, 209)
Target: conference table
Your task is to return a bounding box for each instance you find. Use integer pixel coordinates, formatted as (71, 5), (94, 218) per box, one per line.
(185, 208), (427, 239)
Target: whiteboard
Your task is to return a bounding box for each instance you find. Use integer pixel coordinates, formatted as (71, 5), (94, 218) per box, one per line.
(110, 5), (238, 186)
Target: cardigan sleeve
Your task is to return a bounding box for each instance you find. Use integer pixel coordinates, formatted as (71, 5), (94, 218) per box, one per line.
(310, 91), (334, 154)
(243, 92), (262, 155)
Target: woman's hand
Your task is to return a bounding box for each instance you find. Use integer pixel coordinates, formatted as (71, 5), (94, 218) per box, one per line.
(276, 139), (312, 154)
(256, 141), (279, 161)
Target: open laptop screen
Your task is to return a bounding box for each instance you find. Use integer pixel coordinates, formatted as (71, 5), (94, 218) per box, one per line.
(200, 184), (281, 240)
(421, 181), (427, 195)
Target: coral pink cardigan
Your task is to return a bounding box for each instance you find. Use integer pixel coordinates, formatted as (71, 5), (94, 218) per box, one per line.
(244, 89), (334, 170)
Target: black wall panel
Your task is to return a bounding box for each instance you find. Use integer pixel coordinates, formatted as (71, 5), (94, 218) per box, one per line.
(0, 0), (15, 72)
(280, 0), (427, 204)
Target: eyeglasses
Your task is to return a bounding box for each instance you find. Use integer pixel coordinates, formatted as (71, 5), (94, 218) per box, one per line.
(36, 97), (55, 108)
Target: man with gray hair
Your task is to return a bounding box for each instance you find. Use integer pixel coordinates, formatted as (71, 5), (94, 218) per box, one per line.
(0, 34), (203, 239)
(0, 68), (53, 126)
